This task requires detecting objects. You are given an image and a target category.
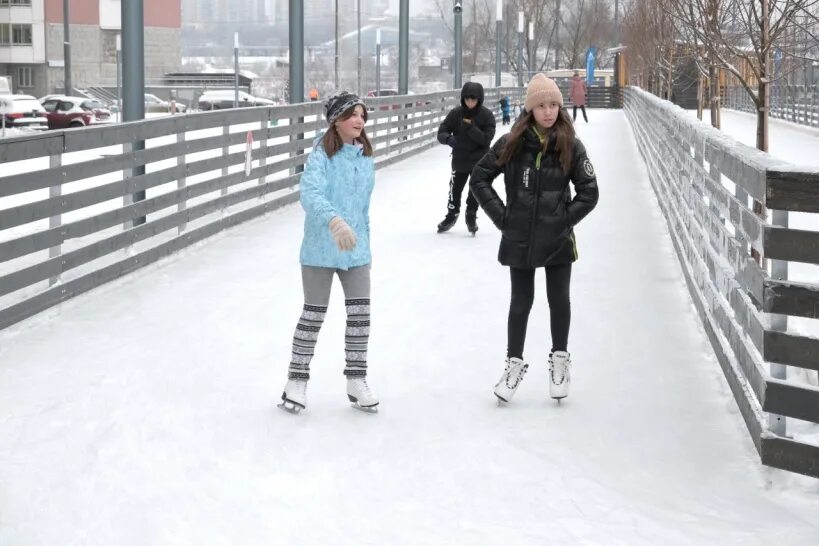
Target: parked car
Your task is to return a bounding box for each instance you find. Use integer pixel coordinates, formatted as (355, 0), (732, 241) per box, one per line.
(1, 95), (48, 131)
(366, 89), (428, 110)
(144, 93), (187, 113)
(197, 90), (276, 110)
(40, 96), (112, 129)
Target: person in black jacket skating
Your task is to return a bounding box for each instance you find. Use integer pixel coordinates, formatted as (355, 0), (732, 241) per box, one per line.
(436, 82), (496, 234)
(470, 74), (599, 404)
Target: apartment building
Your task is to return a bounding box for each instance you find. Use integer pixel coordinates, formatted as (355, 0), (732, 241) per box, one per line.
(0, 0), (181, 98)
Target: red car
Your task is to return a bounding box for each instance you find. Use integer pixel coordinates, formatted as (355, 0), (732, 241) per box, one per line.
(40, 96), (112, 129)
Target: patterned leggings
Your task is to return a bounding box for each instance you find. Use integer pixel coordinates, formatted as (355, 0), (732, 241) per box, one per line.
(288, 264), (371, 380)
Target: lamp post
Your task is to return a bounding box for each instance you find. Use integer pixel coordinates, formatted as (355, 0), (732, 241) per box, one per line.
(495, 0), (502, 87)
(376, 28), (381, 96)
(517, 11), (523, 87)
(357, 0), (362, 95)
(454, 1), (463, 89)
(116, 34), (121, 122)
(234, 32), (239, 108)
(334, 0), (339, 89)
(528, 21), (534, 77)
(63, 0), (71, 94)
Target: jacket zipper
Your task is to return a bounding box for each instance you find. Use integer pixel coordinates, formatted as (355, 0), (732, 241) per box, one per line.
(526, 163), (541, 267)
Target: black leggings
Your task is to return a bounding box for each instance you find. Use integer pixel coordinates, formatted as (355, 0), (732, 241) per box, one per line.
(507, 264), (572, 359)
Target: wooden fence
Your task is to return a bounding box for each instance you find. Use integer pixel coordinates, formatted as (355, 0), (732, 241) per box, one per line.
(624, 86), (819, 478)
(724, 85), (819, 128)
(0, 88), (516, 330)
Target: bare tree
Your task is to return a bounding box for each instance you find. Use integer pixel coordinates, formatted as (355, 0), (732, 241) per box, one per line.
(667, 0), (819, 151)
(564, 0), (616, 69)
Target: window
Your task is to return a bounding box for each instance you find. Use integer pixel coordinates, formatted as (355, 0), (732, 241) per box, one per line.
(11, 24), (32, 45)
(0, 1), (34, 6)
(16, 66), (32, 88)
(0, 25), (8, 45)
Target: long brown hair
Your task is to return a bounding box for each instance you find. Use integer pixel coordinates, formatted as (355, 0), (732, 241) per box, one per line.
(497, 108), (575, 173)
(321, 106), (373, 158)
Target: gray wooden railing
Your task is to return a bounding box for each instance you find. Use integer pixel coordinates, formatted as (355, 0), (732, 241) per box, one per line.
(0, 88), (516, 330)
(724, 85), (819, 128)
(624, 86), (819, 478)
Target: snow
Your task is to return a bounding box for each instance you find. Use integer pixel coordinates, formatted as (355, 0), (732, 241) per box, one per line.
(1, 110), (818, 545)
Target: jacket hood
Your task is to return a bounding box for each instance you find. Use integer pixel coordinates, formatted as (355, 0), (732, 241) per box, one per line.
(461, 82), (484, 109)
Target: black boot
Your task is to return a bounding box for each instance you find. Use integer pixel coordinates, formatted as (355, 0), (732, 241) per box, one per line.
(437, 212), (459, 233)
(465, 213), (478, 235)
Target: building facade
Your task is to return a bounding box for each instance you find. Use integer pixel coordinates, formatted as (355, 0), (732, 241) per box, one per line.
(0, 0), (181, 98)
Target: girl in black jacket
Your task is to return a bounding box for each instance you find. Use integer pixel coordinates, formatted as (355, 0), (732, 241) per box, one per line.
(470, 74), (599, 404)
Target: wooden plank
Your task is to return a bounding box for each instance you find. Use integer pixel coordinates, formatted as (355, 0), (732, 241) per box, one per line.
(762, 378), (819, 423)
(763, 278), (819, 319)
(764, 225), (819, 265)
(766, 170), (819, 213)
(0, 132), (64, 163)
(761, 435), (819, 479)
(764, 330), (819, 371)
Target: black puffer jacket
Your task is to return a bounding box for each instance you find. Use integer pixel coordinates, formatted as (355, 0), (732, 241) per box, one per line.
(470, 128), (599, 268)
(437, 82), (496, 173)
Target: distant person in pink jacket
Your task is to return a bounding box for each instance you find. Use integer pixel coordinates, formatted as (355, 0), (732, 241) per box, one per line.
(569, 71), (588, 123)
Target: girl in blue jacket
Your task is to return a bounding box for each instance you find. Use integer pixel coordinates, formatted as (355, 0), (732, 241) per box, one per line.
(279, 91), (379, 414)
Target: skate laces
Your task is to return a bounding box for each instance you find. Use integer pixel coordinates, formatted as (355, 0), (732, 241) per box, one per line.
(352, 378), (372, 398)
(549, 355), (571, 385)
(506, 360), (528, 388)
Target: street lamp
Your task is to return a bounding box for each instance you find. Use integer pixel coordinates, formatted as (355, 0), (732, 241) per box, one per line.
(495, 0), (502, 87)
(376, 28), (381, 97)
(528, 21), (534, 77)
(454, 1), (463, 89)
(517, 11), (523, 87)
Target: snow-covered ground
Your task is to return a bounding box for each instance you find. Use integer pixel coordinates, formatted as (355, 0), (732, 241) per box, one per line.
(1, 110), (818, 545)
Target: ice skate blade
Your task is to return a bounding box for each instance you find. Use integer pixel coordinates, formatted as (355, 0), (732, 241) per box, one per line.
(278, 400), (304, 414)
(351, 403), (379, 413)
(494, 393), (509, 405)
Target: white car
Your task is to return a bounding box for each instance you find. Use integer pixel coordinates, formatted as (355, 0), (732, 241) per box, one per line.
(197, 90), (276, 110)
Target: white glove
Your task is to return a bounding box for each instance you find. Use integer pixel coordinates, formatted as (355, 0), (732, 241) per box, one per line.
(329, 216), (357, 251)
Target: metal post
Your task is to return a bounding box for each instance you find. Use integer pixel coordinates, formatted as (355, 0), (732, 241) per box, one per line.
(376, 29), (381, 96)
(554, 0), (561, 70)
(454, 2), (463, 89)
(528, 21), (534, 75)
(357, 0), (362, 95)
(495, 0), (502, 87)
(289, 0), (304, 104)
(116, 34), (122, 123)
(398, 0), (409, 94)
(234, 32), (240, 108)
(770, 209), (789, 437)
(289, 0), (304, 174)
(63, 0), (72, 94)
(517, 11), (523, 87)
(122, 0), (146, 225)
(334, 0), (339, 89)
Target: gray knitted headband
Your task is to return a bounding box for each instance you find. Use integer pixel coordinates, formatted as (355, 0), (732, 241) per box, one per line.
(324, 91), (366, 124)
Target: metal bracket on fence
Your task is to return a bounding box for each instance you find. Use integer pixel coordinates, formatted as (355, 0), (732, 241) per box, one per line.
(48, 152), (63, 287)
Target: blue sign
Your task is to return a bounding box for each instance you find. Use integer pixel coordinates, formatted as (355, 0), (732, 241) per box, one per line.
(586, 47), (597, 85)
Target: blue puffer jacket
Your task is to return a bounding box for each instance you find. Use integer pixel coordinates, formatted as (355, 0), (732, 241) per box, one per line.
(299, 137), (375, 270)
